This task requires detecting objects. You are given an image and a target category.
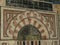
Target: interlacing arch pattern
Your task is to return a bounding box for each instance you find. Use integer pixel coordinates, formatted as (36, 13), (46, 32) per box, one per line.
(6, 11), (50, 39)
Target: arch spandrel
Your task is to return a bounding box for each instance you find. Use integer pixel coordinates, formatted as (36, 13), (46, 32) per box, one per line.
(6, 11), (50, 40)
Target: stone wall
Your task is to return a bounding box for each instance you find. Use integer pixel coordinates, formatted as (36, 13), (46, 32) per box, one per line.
(53, 4), (60, 45)
(0, 6), (58, 45)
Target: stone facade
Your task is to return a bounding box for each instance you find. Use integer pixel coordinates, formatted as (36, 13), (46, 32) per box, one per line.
(0, 6), (59, 45)
(0, 0), (59, 45)
(53, 4), (60, 45)
(0, 0), (6, 6)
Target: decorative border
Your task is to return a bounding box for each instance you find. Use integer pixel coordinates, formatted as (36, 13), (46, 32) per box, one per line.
(1, 7), (57, 40)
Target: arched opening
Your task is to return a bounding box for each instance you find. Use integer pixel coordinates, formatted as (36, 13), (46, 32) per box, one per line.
(17, 25), (41, 45)
(17, 25), (41, 40)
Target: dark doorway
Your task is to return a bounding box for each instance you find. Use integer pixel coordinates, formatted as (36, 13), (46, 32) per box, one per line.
(17, 25), (41, 45)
